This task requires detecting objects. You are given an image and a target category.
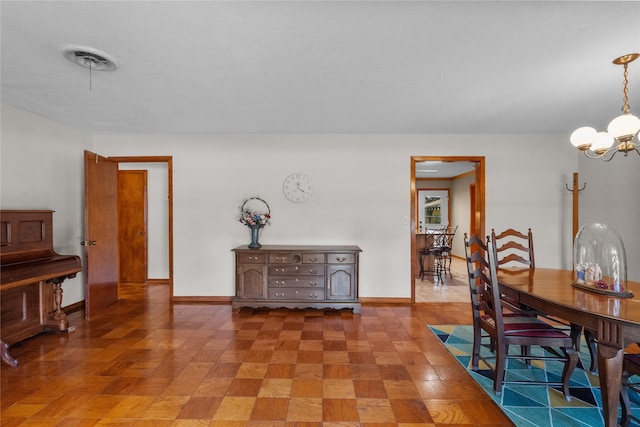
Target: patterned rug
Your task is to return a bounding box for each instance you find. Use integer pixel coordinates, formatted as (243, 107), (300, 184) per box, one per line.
(428, 324), (640, 427)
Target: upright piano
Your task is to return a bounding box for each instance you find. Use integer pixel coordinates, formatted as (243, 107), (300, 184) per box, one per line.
(0, 210), (82, 366)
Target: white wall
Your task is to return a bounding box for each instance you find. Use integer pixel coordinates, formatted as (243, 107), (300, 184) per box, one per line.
(4, 105), (636, 303)
(93, 133), (579, 298)
(10, 103), (636, 301)
(578, 152), (640, 282)
(1, 104), (91, 304)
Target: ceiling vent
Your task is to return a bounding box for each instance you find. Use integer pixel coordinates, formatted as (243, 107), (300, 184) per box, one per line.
(62, 45), (118, 71)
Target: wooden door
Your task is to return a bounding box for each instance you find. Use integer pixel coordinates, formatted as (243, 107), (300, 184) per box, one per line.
(118, 170), (148, 284)
(84, 150), (119, 319)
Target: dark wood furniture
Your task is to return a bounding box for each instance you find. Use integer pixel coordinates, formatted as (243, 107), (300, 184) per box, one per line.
(464, 234), (578, 398)
(0, 210), (82, 366)
(232, 245), (361, 313)
(497, 267), (640, 427)
(621, 352), (640, 426)
(491, 228), (535, 268)
(491, 228), (595, 370)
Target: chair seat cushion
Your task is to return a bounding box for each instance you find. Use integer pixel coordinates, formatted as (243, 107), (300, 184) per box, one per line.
(482, 314), (570, 338)
(625, 353), (640, 365)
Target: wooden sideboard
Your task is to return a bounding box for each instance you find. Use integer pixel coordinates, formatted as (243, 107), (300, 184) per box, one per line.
(232, 245), (361, 313)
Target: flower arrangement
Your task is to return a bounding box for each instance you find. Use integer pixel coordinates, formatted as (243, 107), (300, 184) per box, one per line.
(238, 197), (271, 228)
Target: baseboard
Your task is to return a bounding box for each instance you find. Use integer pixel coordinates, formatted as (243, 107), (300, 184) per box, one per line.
(171, 296), (233, 303)
(359, 297), (412, 304)
(64, 300), (85, 314)
(148, 279), (170, 285)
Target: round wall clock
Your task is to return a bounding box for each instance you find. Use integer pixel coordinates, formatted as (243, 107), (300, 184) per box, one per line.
(283, 173), (313, 203)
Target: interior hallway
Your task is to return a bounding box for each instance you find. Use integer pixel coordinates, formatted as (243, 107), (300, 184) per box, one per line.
(416, 257), (469, 303)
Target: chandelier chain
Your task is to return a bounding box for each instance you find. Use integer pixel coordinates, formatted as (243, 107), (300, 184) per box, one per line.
(622, 63), (630, 114)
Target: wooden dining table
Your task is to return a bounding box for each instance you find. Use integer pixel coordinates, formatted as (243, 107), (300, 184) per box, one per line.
(497, 267), (640, 427)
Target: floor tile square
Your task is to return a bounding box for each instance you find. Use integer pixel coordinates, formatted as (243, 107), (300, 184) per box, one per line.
(356, 398), (396, 423)
(322, 398), (359, 421)
(250, 397), (289, 420)
(212, 396), (256, 421)
(286, 398), (323, 422)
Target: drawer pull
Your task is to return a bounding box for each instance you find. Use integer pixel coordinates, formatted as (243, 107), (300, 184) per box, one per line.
(309, 293), (318, 298)
(309, 281), (318, 286)
(308, 269), (317, 274)
(309, 257), (317, 262)
(336, 257), (346, 262)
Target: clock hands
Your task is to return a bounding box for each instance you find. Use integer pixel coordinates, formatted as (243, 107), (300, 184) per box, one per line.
(296, 182), (308, 195)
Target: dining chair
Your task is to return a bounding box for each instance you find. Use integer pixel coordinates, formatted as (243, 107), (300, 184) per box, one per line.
(464, 233), (579, 399)
(490, 227), (535, 269)
(435, 225), (458, 277)
(419, 225), (447, 280)
(490, 227), (597, 372)
(620, 352), (640, 426)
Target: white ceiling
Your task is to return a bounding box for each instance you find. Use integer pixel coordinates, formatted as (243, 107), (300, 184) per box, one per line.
(1, 1), (640, 137)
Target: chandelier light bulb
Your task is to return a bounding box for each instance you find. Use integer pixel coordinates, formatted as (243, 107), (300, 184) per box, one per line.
(591, 132), (615, 154)
(570, 126), (597, 150)
(607, 113), (640, 141)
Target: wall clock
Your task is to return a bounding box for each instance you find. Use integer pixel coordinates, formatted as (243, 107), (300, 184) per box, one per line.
(283, 173), (312, 203)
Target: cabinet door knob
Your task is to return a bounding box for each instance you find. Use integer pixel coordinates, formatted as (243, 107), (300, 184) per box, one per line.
(336, 257), (346, 262)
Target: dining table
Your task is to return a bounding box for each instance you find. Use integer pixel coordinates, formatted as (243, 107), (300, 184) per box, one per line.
(497, 267), (640, 427)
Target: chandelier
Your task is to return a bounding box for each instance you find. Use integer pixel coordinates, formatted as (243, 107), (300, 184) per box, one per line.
(570, 53), (640, 162)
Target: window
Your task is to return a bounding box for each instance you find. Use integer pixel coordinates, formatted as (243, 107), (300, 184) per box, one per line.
(417, 189), (449, 232)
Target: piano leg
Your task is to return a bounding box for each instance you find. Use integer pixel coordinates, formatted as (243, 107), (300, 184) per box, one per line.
(1, 340), (18, 367)
(44, 275), (73, 332)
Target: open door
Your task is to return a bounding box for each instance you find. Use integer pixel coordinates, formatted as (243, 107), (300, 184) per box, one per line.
(84, 150), (119, 319)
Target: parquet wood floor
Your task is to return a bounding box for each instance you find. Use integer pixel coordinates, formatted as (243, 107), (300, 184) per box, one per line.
(1, 281), (513, 426)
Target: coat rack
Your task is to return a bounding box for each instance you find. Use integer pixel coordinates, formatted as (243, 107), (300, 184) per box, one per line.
(565, 172), (586, 241)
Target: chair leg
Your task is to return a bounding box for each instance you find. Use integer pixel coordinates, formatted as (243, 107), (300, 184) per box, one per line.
(561, 346), (579, 401)
(621, 370), (632, 427)
(584, 328), (597, 373)
(471, 324), (482, 370)
(493, 344), (507, 396)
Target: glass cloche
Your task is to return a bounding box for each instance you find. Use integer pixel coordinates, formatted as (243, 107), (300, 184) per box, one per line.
(573, 223), (627, 292)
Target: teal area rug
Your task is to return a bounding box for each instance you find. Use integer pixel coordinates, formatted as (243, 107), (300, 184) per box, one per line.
(428, 324), (640, 427)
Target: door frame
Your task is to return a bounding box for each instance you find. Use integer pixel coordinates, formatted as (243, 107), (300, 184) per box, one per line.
(110, 156), (174, 297)
(410, 156), (485, 302)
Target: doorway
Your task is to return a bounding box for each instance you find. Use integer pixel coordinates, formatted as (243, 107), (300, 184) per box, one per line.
(410, 156), (485, 302)
(111, 156), (174, 294)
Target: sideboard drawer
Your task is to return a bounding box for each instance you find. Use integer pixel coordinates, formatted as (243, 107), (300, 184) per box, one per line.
(269, 288), (325, 300)
(303, 254), (325, 264)
(237, 253), (266, 264)
(327, 253), (355, 264)
(268, 265), (323, 276)
(269, 253), (296, 264)
(269, 277), (323, 288)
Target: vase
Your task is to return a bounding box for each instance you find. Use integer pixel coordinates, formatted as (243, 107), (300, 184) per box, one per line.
(248, 225), (263, 249)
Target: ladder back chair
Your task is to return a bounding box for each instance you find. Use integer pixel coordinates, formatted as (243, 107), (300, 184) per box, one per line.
(621, 352), (640, 426)
(491, 227), (597, 373)
(464, 233), (579, 399)
(490, 228), (535, 269)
